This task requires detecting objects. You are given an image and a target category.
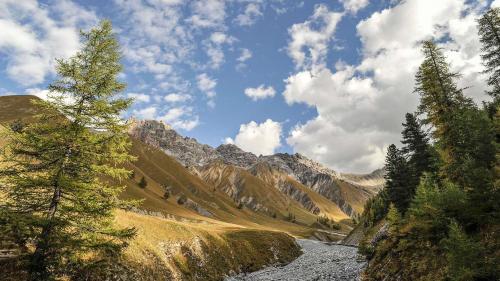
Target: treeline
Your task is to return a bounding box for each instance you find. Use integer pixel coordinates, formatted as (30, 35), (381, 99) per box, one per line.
(359, 8), (500, 281)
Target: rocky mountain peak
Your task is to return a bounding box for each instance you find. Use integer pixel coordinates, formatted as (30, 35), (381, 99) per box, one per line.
(215, 144), (258, 168)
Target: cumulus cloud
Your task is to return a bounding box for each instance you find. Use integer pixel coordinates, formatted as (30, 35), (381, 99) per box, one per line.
(159, 106), (200, 130)
(133, 106), (157, 120)
(164, 93), (191, 103)
(187, 0), (226, 29)
(235, 3), (263, 26)
(287, 4), (343, 70)
(127, 93), (150, 103)
(226, 119), (282, 156)
(340, 0), (369, 14)
(284, 0), (490, 173)
(0, 0), (97, 85)
(244, 85), (276, 101)
(132, 105), (199, 131)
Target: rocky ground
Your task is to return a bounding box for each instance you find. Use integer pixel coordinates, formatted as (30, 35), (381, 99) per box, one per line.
(226, 239), (365, 281)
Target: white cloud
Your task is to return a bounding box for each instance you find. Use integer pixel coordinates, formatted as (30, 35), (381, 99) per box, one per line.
(284, 0), (490, 173)
(196, 73), (217, 107)
(127, 93), (150, 103)
(196, 73), (217, 91)
(159, 107), (199, 131)
(133, 106), (157, 120)
(187, 0), (226, 29)
(205, 32), (235, 69)
(132, 105), (199, 131)
(340, 0), (369, 14)
(229, 119), (282, 156)
(0, 0), (97, 85)
(235, 3), (263, 26)
(244, 85), (276, 101)
(237, 48), (253, 62)
(492, 0), (500, 8)
(287, 4), (343, 70)
(164, 93), (191, 103)
(25, 88), (50, 101)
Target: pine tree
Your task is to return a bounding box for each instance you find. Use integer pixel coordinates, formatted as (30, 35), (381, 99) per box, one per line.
(478, 8), (500, 101)
(0, 21), (136, 280)
(384, 144), (413, 214)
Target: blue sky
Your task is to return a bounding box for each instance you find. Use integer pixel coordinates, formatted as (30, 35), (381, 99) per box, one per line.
(0, 0), (496, 172)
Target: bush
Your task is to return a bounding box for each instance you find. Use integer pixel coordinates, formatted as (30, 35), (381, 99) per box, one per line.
(442, 221), (484, 281)
(138, 176), (147, 189)
(177, 194), (187, 205)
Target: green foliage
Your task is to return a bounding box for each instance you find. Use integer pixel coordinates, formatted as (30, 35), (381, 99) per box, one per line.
(9, 119), (25, 133)
(442, 221), (484, 281)
(0, 21), (137, 280)
(316, 215), (341, 230)
(361, 190), (389, 227)
(386, 204), (401, 234)
(138, 176), (148, 189)
(384, 144), (414, 213)
(360, 13), (500, 280)
(478, 8), (500, 100)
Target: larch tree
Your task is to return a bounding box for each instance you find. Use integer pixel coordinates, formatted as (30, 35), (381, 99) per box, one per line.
(0, 21), (137, 280)
(478, 7), (500, 102)
(414, 40), (494, 190)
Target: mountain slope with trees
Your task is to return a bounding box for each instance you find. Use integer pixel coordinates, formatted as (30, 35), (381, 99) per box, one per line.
(353, 7), (500, 281)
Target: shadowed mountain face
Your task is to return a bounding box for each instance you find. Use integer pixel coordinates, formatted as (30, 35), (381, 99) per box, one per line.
(129, 119), (383, 218)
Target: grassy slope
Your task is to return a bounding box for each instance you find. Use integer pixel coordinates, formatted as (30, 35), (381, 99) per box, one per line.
(0, 95), (306, 280)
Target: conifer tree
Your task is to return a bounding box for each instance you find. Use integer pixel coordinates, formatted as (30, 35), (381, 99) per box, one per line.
(0, 21), (136, 280)
(384, 144), (413, 214)
(478, 8), (500, 101)
(401, 113), (434, 179)
(414, 41), (494, 189)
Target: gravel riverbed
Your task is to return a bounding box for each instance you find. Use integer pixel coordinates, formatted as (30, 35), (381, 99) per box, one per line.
(226, 239), (365, 281)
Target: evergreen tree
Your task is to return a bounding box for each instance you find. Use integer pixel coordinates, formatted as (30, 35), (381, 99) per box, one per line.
(401, 113), (434, 178)
(384, 144), (413, 214)
(478, 8), (500, 101)
(138, 176), (147, 189)
(414, 41), (494, 190)
(0, 21), (136, 280)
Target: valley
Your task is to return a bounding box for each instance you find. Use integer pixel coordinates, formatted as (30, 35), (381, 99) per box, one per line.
(0, 95), (382, 280)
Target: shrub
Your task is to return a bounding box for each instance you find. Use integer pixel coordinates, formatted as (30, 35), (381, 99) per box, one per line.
(138, 176), (147, 189)
(177, 194), (187, 205)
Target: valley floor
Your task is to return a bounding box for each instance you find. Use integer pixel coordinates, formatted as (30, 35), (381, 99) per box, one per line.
(225, 239), (365, 281)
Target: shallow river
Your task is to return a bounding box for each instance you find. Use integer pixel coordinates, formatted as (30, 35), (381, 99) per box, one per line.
(226, 239), (365, 281)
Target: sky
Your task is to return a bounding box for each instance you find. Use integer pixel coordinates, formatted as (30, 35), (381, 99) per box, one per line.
(0, 0), (497, 173)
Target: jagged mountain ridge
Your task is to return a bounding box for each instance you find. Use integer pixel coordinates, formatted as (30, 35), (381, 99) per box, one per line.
(129, 119), (383, 217)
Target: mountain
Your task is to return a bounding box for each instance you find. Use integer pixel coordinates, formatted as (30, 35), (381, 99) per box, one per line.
(0, 95), (383, 279)
(130, 119), (382, 217)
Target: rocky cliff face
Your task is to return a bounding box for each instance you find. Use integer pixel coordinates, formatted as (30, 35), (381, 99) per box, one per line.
(129, 119), (218, 167)
(249, 162), (320, 215)
(129, 119), (383, 218)
(215, 144), (258, 168)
